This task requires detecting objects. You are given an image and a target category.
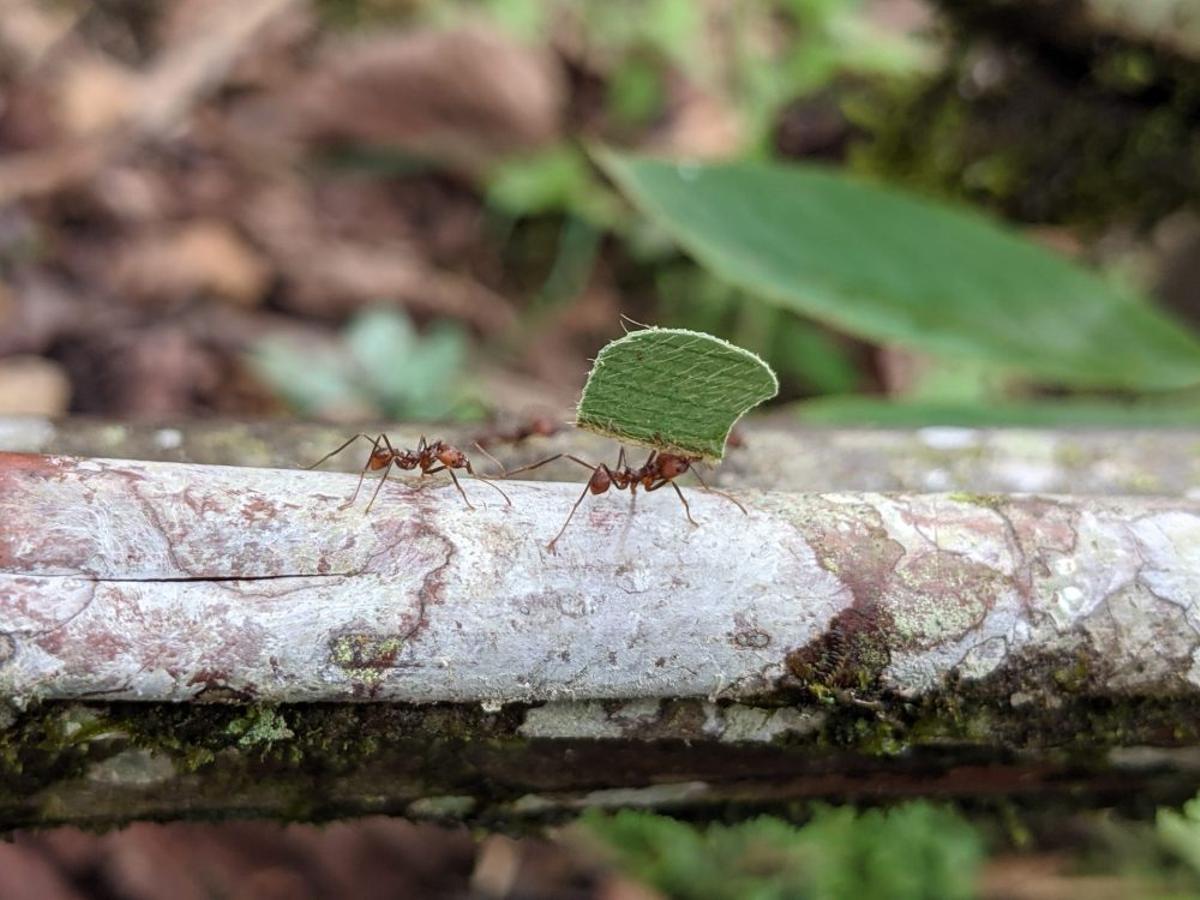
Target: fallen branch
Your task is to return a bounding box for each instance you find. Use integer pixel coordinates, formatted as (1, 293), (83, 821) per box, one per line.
(2, 448), (1200, 826)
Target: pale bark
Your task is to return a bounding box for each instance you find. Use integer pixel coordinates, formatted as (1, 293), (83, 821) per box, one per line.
(3, 451), (1200, 705)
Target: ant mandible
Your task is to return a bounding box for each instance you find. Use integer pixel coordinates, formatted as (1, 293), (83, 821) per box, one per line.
(306, 433), (511, 512)
(503, 447), (747, 552)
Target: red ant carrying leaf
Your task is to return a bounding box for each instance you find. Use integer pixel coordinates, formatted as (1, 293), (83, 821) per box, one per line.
(504, 446), (747, 552)
(307, 433), (510, 512)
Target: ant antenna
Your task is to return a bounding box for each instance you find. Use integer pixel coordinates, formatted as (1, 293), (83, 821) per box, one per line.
(689, 466), (748, 515)
(305, 432), (380, 470)
(472, 442), (509, 477)
(618, 314), (654, 333)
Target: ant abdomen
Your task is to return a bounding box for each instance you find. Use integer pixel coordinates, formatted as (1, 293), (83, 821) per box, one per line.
(590, 468), (613, 494)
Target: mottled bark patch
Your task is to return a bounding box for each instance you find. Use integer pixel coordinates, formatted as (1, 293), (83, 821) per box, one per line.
(796, 499), (906, 609)
(0, 633), (14, 666)
(886, 550), (1010, 650)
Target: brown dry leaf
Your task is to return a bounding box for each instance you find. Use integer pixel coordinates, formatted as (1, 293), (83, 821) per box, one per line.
(979, 854), (1156, 900)
(0, 0), (83, 73)
(0, 355), (71, 415)
(244, 183), (514, 330)
(291, 27), (565, 171)
(131, 0), (301, 136)
(595, 875), (667, 900)
(648, 77), (743, 160)
(0, 840), (84, 900)
(283, 240), (514, 331)
(117, 327), (221, 417)
(113, 220), (271, 306)
(158, 0), (316, 92)
(55, 57), (139, 136)
(91, 165), (175, 223)
(0, 274), (88, 356)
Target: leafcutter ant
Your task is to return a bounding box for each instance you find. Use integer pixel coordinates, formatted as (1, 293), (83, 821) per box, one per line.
(306, 433), (510, 512)
(503, 447), (747, 551)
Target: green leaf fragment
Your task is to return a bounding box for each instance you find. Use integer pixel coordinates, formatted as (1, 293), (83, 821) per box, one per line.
(575, 327), (779, 461)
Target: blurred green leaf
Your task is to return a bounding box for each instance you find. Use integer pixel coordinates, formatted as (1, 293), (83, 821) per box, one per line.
(251, 308), (475, 421)
(736, 304), (860, 396)
(1158, 796), (1200, 877)
(901, 356), (1008, 405)
(584, 804), (982, 900)
(656, 269), (859, 395)
(597, 152), (1200, 391)
(480, 0), (546, 40)
(247, 340), (361, 418)
(608, 57), (666, 126)
(487, 147), (619, 225)
(576, 327), (778, 460)
(795, 395), (1200, 427)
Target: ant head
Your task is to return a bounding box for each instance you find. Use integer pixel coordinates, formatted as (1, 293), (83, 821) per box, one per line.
(436, 444), (467, 468)
(656, 454), (692, 480)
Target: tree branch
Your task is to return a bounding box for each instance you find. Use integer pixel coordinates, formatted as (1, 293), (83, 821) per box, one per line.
(3, 444), (1200, 826)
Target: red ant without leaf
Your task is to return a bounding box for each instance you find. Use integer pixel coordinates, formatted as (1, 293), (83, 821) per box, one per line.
(307, 433), (511, 512)
(504, 447), (747, 552)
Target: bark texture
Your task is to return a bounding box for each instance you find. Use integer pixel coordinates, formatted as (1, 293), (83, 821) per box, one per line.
(2, 422), (1200, 827)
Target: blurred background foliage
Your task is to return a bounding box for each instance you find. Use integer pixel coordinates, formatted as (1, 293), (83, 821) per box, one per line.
(4, 0), (1198, 427)
(4, 0), (1200, 895)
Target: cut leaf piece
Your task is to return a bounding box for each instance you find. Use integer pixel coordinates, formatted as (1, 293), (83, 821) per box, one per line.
(576, 327), (778, 461)
(597, 151), (1200, 391)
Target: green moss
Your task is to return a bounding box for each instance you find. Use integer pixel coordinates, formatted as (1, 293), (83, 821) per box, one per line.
(946, 492), (1005, 509)
(851, 25), (1200, 227)
(226, 708), (294, 749)
(328, 633), (406, 685)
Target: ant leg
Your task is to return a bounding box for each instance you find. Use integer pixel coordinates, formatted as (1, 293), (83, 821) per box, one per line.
(463, 459), (513, 506)
(305, 433), (379, 470)
(547, 481), (593, 553)
(472, 442), (508, 477)
(503, 454), (597, 478)
(689, 467), (748, 515)
(363, 458), (395, 513)
(339, 434), (387, 508)
(671, 482), (699, 526)
(501, 453), (562, 477)
(645, 477), (699, 526)
(445, 468), (475, 510)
